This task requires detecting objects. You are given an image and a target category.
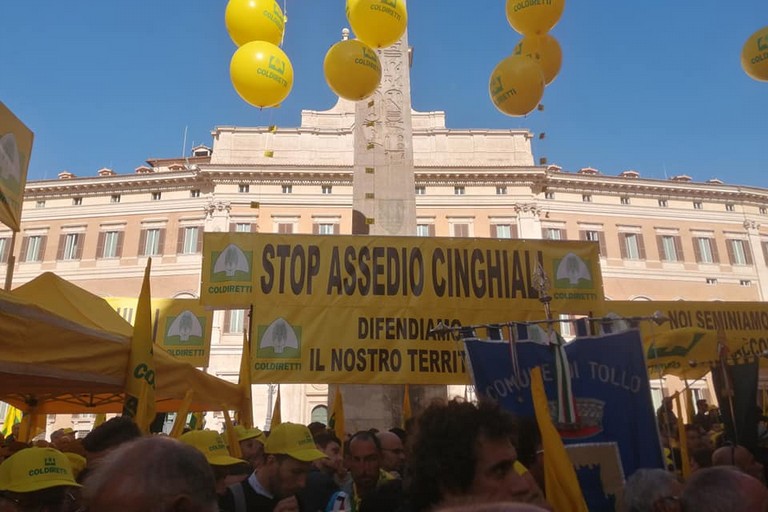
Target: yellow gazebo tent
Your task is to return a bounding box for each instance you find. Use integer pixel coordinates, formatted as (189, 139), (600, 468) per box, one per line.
(0, 272), (242, 414)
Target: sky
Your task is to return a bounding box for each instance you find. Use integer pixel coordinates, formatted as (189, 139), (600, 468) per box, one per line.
(1, 1), (767, 186)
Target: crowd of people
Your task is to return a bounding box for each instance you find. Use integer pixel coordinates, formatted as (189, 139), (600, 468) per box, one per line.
(1, 397), (768, 512)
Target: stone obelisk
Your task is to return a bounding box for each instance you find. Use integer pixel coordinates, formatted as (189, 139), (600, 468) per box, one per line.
(335, 29), (446, 432)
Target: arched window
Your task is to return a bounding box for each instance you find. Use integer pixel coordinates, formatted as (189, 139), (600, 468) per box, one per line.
(311, 405), (328, 425)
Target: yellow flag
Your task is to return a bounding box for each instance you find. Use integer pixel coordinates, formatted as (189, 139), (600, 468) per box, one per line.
(328, 386), (345, 444)
(530, 367), (588, 512)
(17, 410), (46, 443)
(402, 384), (412, 428)
(1, 404), (22, 437)
(674, 393), (690, 479)
(169, 389), (195, 439)
(223, 410), (243, 458)
(189, 412), (204, 430)
(93, 413), (107, 428)
(123, 259), (156, 434)
(238, 310), (254, 429)
(270, 385), (282, 430)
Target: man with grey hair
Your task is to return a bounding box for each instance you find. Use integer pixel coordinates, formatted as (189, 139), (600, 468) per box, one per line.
(82, 436), (218, 512)
(681, 466), (768, 512)
(620, 468), (682, 512)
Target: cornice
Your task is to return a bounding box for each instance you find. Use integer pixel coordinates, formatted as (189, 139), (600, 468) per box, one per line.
(25, 171), (206, 197)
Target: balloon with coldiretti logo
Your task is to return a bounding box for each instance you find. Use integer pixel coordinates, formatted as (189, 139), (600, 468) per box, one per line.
(505, 0), (565, 36)
(230, 40), (294, 108)
(489, 55), (545, 117)
(324, 39), (382, 101)
(514, 33), (562, 85)
(347, 0), (408, 48)
(225, 0), (285, 47)
(741, 26), (768, 82)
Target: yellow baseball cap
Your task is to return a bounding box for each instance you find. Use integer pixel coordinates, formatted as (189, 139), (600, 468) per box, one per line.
(63, 452), (87, 480)
(265, 423), (326, 462)
(179, 430), (244, 467)
(234, 425), (266, 444)
(0, 447), (81, 492)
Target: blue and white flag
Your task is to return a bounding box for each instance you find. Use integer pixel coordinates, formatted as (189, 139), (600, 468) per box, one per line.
(466, 330), (663, 511)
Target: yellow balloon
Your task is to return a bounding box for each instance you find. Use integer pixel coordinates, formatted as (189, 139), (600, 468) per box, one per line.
(741, 26), (768, 82)
(347, 0), (408, 48)
(225, 0), (285, 47)
(489, 55), (545, 117)
(505, 0), (565, 36)
(324, 40), (382, 101)
(514, 33), (562, 85)
(230, 41), (294, 108)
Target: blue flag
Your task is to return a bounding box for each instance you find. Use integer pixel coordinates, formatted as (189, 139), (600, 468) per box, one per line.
(466, 330), (663, 510)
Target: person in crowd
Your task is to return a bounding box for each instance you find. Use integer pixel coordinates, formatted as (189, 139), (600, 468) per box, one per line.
(376, 431), (406, 477)
(298, 431), (344, 512)
(683, 424), (708, 452)
(307, 423), (327, 437)
(180, 430), (251, 497)
(656, 397), (679, 444)
(712, 444), (765, 483)
(219, 422), (326, 512)
(80, 416), (141, 466)
(620, 468), (682, 512)
(680, 466), (768, 512)
(0, 446), (81, 512)
(436, 504), (549, 512)
(81, 436), (218, 512)
(49, 429), (75, 452)
(388, 427), (407, 445)
(693, 399), (715, 432)
(234, 425), (267, 471)
(407, 399), (550, 511)
(688, 447), (713, 474)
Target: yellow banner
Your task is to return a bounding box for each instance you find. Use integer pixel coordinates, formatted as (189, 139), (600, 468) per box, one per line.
(597, 301), (768, 377)
(201, 233), (604, 384)
(0, 102), (33, 232)
(107, 297), (212, 367)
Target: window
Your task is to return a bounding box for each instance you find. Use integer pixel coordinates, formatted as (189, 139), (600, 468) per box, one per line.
(658, 235), (683, 262)
(281, 185), (292, 194)
(620, 196), (630, 205)
(21, 235), (46, 262)
(36, 200), (45, 208)
(140, 228), (165, 256)
(496, 186), (507, 195)
(706, 278), (718, 285)
(763, 241), (768, 266)
(238, 184), (249, 193)
(416, 224), (435, 237)
(111, 194), (121, 203)
(58, 233), (82, 261)
(313, 223), (338, 235)
(761, 207), (767, 215)
(178, 226), (202, 254)
(454, 186), (465, 195)
(415, 186), (426, 195)
(0, 238), (9, 263)
(545, 191), (555, 200)
(727, 239), (752, 266)
(226, 309), (246, 333)
(620, 233), (646, 260)
(740, 280), (752, 287)
(580, 230), (606, 257)
(453, 223), (469, 237)
(693, 201), (703, 210)
(277, 223), (293, 234)
(151, 192), (162, 201)
(321, 185), (333, 195)
(73, 197), (82, 206)
(694, 237), (719, 264)
(543, 228), (565, 240)
(98, 231), (123, 259)
(232, 223), (252, 233)
(582, 194), (592, 203)
(658, 199), (668, 208)
(190, 189), (201, 198)
(491, 224), (517, 239)
(725, 203), (735, 212)
(311, 405), (328, 425)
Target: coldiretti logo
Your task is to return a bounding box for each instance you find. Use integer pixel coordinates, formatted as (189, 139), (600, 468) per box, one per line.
(382, 0), (397, 7)
(211, 244), (252, 282)
(648, 331), (707, 360)
(490, 75), (504, 96)
(758, 33), (768, 51)
(164, 310), (205, 345)
(362, 46), (377, 61)
(554, 253), (593, 289)
(258, 317), (301, 359)
(269, 56), (286, 75)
